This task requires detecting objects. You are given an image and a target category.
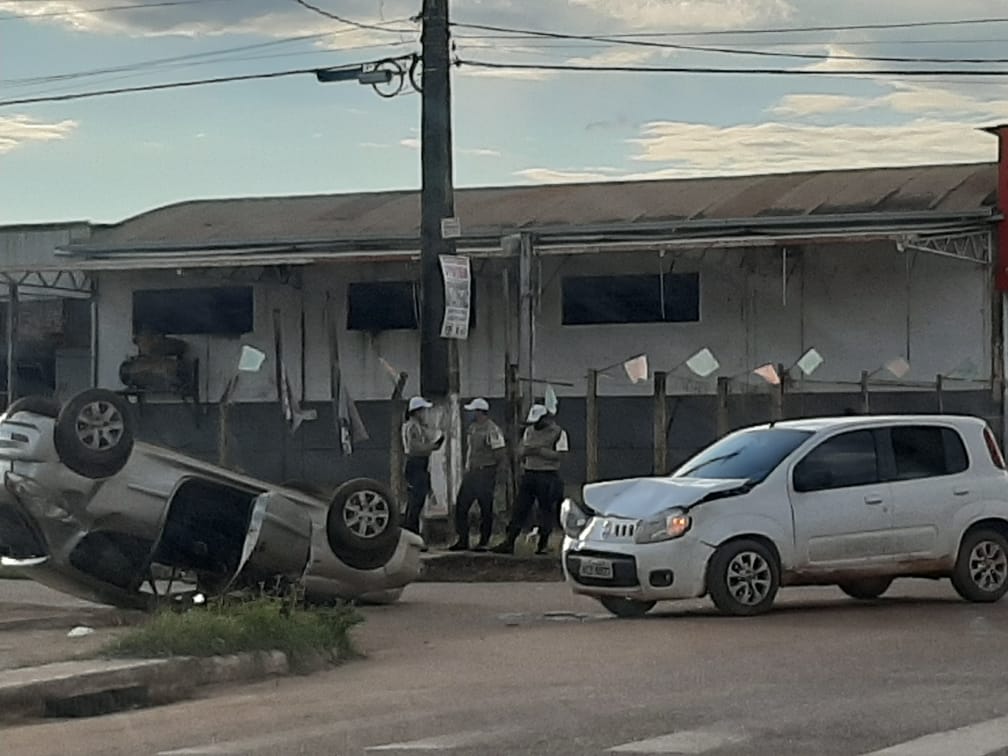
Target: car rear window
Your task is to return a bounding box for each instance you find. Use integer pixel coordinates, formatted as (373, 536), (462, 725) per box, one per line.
(891, 426), (968, 480)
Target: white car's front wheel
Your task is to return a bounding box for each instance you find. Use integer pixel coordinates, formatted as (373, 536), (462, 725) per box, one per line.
(952, 528), (1008, 603)
(707, 539), (780, 617)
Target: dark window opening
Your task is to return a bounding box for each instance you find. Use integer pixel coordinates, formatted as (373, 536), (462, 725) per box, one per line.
(562, 272), (700, 325)
(133, 287), (253, 336)
(347, 281), (476, 332)
(890, 426), (968, 480)
(794, 430), (880, 492)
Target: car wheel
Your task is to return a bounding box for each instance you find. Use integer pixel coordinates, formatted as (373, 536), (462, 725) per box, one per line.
(838, 577), (893, 600)
(951, 528), (1008, 603)
(597, 596), (656, 619)
(53, 389), (135, 479)
(5, 395), (61, 419)
(707, 539), (779, 616)
(326, 478), (401, 571)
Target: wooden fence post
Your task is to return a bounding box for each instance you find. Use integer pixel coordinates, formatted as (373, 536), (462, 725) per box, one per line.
(653, 371), (668, 475)
(860, 370), (871, 414)
(936, 374), (945, 413)
(586, 368), (599, 483)
(716, 377), (730, 438)
(769, 363), (784, 421)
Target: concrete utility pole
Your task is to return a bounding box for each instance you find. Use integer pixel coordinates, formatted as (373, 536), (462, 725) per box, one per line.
(419, 0), (461, 538)
(420, 0), (454, 397)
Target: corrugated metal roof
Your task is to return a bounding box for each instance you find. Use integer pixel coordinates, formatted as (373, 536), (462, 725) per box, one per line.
(84, 162), (998, 250)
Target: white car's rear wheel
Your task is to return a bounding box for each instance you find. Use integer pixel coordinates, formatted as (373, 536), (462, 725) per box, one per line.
(952, 529), (1008, 603)
(707, 539), (779, 616)
(597, 596), (656, 619)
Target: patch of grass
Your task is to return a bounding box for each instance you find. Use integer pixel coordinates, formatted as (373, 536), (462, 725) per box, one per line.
(104, 598), (363, 666)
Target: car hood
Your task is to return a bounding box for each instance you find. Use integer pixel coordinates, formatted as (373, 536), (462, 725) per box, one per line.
(582, 477), (751, 519)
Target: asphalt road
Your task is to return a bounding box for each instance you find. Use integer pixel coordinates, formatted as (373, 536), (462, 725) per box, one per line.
(4, 579), (1008, 755)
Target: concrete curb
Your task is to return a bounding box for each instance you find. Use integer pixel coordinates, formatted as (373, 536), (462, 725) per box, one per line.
(419, 551), (564, 583)
(0, 649), (337, 722)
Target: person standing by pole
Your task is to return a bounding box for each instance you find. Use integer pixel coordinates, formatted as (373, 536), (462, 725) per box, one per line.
(492, 404), (568, 555)
(402, 396), (443, 537)
(449, 398), (506, 552)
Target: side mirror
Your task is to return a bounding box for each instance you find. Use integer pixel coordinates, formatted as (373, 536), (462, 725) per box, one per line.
(237, 346), (267, 373)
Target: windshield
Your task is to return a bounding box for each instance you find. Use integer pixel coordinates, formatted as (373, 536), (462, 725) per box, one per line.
(673, 429), (813, 482)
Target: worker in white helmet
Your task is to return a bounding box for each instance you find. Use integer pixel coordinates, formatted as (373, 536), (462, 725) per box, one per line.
(449, 398), (507, 552)
(401, 396), (443, 535)
(492, 404), (568, 555)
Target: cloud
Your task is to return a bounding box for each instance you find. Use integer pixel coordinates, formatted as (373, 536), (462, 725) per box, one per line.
(360, 141), (392, 149)
(459, 147), (501, 157)
(515, 168), (613, 183)
(628, 119), (999, 174)
(399, 137), (420, 149)
(566, 0), (794, 30)
(0, 115), (78, 154)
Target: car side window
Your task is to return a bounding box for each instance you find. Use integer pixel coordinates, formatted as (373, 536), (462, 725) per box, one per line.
(793, 430), (879, 493)
(890, 426), (968, 480)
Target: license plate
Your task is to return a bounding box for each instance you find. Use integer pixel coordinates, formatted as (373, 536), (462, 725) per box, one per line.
(578, 557), (614, 579)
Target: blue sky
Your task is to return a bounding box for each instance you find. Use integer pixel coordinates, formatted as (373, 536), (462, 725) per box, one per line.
(3, 0), (1008, 224)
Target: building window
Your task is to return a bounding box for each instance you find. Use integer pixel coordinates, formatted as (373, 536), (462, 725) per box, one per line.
(133, 286), (254, 336)
(347, 281), (476, 332)
(348, 282), (419, 331)
(561, 272), (700, 325)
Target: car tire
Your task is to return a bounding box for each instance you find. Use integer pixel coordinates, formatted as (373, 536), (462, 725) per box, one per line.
(53, 389), (135, 479)
(838, 577), (893, 600)
(597, 596), (656, 619)
(707, 539), (779, 616)
(5, 395), (61, 418)
(951, 528), (1008, 603)
(326, 478), (401, 571)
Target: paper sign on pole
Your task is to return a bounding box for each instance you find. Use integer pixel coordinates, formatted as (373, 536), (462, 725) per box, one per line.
(884, 357), (911, 379)
(623, 354), (649, 384)
(796, 348), (824, 376)
(439, 255), (471, 340)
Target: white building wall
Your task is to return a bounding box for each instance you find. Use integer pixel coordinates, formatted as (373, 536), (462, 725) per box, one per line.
(92, 241), (992, 403)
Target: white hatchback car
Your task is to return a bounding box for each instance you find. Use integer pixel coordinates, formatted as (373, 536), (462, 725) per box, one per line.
(562, 415), (1008, 617)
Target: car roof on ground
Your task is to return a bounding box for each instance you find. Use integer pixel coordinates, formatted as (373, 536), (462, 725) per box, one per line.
(744, 415), (988, 433)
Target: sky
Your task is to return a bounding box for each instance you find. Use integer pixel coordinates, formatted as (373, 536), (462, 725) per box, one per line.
(3, 0), (1008, 224)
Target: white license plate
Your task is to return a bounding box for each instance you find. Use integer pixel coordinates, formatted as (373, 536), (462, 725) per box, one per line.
(578, 557), (614, 579)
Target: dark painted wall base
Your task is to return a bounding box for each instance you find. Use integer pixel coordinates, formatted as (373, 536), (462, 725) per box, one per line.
(133, 390), (1002, 494)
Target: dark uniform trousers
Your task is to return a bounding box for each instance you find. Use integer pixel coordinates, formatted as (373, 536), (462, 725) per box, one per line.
(454, 466), (497, 544)
(404, 455), (430, 535)
(506, 469), (564, 545)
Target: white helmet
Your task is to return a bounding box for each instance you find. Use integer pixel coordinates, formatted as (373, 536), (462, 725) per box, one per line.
(408, 396), (433, 413)
(464, 398), (490, 412)
(526, 404), (549, 424)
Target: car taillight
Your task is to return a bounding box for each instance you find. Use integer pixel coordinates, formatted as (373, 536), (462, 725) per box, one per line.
(984, 427), (1006, 469)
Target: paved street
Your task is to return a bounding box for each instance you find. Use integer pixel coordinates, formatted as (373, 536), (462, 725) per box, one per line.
(4, 579), (1008, 755)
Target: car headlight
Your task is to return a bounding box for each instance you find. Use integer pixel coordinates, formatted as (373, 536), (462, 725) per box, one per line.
(634, 509), (692, 544)
(560, 498), (591, 539)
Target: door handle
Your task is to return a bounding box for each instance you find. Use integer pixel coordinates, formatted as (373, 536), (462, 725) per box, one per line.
(954, 489), (971, 497)
(864, 495), (884, 505)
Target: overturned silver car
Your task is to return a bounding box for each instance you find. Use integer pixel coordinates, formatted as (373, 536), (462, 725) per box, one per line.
(0, 389), (422, 609)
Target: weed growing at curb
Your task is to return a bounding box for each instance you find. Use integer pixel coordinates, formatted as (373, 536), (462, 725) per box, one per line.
(103, 598), (363, 666)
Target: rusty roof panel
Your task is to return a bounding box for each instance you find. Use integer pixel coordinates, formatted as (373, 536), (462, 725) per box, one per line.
(87, 162), (998, 248)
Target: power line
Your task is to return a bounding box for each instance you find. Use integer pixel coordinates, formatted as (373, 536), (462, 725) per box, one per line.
(452, 16), (1008, 39)
(290, 0), (415, 34)
(455, 58), (1008, 78)
(0, 58), (410, 107)
(0, 23), (413, 90)
(450, 22), (1008, 64)
(0, 0), (232, 22)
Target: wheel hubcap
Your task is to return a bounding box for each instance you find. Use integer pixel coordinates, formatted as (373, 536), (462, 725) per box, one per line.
(75, 401), (124, 451)
(342, 490), (391, 539)
(726, 551), (772, 606)
(969, 540), (1008, 592)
